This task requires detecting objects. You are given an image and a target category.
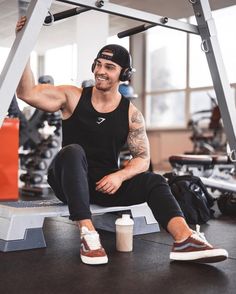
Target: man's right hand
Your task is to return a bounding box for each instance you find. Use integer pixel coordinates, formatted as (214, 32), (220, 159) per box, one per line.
(16, 16), (27, 34)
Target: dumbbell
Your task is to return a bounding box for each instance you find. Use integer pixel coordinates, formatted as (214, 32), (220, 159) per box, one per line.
(20, 173), (43, 185)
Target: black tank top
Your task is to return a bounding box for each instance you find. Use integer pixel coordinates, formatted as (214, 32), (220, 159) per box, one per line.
(62, 86), (130, 170)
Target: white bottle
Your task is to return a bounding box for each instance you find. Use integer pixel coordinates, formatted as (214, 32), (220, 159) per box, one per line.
(115, 214), (134, 252)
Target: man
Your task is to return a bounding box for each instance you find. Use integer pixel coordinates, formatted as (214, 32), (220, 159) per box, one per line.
(16, 16), (228, 265)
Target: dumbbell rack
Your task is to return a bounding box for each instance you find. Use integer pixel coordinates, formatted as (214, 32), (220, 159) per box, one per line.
(20, 112), (61, 196)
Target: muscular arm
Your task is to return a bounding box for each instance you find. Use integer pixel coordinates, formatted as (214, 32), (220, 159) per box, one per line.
(15, 16), (70, 114)
(16, 60), (67, 112)
(96, 104), (150, 195)
(118, 105), (150, 181)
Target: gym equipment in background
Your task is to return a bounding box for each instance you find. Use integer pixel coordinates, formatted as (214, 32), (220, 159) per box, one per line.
(217, 192), (236, 216)
(0, 118), (19, 201)
(169, 153), (236, 216)
(187, 97), (227, 155)
(8, 95), (42, 148)
(118, 83), (138, 101)
(19, 111), (61, 196)
(9, 75), (62, 196)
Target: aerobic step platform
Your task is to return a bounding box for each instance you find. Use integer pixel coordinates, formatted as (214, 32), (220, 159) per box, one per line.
(0, 200), (159, 252)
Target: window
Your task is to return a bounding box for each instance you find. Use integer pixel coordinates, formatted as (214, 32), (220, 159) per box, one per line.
(146, 91), (185, 128)
(189, 34), (213, 88)
(190, 89), (215, 116)
(145, 5), (236, 129)
(212, 6), (236, 84)
(146, 26), (187, 92)
(45, 44), (77, 85)
(145, 23), (187, 128)
(189, 6), (236, 117)
(189, 6), (236, 87)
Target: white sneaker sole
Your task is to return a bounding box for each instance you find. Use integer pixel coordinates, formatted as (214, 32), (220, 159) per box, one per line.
(170, 248), (228, 263)
(81, 255), (108, 265)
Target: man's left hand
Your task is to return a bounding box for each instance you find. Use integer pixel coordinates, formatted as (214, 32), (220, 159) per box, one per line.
(95, 173), (123, 195)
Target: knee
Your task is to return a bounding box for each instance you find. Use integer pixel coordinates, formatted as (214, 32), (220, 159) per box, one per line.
(60, 144), (86, 162)
(155, 174), (168, 185)
(146, 172), (167, 184)
(143, 173), (169, 190)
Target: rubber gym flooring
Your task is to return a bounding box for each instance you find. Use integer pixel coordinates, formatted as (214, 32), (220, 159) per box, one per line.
(0, 193), (236, 294)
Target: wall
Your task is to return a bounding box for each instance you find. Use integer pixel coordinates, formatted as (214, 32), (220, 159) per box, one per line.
(147, 129), (193, 171)
(75, 10), (109, 85)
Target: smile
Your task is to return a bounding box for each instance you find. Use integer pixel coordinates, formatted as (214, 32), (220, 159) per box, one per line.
(96, 76), (108, 81)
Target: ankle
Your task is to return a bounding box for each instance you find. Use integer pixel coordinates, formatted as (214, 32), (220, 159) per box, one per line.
(167, 216), (192, 242)
(76, 219), (96, 231)
(174, 233), (192, 243)
(173, 228), (192, 242)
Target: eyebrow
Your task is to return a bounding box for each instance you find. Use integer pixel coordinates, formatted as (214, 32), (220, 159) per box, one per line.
(96, 60), (117, 68)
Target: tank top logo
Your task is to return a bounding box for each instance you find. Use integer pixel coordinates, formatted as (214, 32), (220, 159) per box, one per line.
(96, 117), (106, 124)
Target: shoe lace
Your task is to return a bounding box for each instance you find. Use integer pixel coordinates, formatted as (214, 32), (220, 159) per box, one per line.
(191, 224), (212, 247)
(83, 231), (102, 250)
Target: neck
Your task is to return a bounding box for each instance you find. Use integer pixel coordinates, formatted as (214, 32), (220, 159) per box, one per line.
(91, 86), (122, 113)
(93, 85), (120, 102)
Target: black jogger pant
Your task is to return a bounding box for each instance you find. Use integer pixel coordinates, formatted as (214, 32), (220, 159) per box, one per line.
(47, 144), (184, 230)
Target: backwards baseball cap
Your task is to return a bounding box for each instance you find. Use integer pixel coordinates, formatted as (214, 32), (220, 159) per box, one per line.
(95, 44), (132, 69)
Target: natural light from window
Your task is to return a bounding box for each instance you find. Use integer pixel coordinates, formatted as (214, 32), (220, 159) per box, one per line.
(145, 5), (236, 128)
(45, 44), (77, 85)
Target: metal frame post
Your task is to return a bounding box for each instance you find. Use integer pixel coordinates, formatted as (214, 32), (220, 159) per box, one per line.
(191, 0), (236, 156)
(0, 0), (53, 127)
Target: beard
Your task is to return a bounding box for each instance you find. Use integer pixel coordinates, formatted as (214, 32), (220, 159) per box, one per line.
(95, 83), (110, 92)
(95, 76), (111, 92)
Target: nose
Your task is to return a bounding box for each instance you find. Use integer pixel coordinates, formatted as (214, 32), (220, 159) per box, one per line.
(95, 65), (105, 75)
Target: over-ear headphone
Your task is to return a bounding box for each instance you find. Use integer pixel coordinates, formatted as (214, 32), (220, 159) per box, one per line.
(91, 60), (133, 82)
(119, 67), (133, 82)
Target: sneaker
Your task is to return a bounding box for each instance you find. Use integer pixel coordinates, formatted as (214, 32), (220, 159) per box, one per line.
(170, 225), (228, 263)
(80, 226), (108, 265)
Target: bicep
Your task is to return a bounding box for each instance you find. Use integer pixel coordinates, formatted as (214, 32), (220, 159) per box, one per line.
(29, 85), (67, 112)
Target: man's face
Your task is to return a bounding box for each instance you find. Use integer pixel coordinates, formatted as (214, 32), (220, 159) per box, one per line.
(93, 58), (121, 91)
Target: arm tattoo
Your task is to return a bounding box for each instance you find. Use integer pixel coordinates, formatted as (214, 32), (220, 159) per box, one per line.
(131, 110), (143, 124)
(127, 110), (149, 159)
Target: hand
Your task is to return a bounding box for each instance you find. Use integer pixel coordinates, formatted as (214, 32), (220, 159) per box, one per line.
(16, 16), (27, 34)
(95, 173), (123, 195)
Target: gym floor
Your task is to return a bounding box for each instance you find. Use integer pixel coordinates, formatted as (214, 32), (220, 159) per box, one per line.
(0, 194), (235, 294)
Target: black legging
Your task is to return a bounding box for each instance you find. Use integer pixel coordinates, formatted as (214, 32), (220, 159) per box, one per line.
(47, 144), (184, 230)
